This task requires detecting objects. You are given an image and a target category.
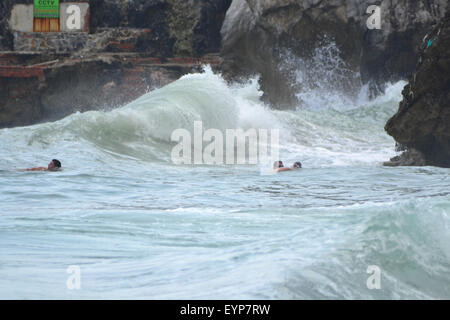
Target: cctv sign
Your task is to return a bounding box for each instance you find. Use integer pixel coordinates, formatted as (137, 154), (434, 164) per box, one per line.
(34, 0), (60, 19)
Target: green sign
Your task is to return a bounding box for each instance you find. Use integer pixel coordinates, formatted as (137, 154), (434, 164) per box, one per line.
(34, 0), (60, 18)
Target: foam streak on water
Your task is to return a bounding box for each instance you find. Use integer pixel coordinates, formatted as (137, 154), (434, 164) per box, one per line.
(0, 66), (449, 299)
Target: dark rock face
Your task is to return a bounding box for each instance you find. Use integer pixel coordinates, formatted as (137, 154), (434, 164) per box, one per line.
(84, 0), (232, 57)
(0, 0), (15, 51)
(361, 0), (447, 86)
(385, 12), (450, 168)
(220, 0), (447, 108)
(89, 0), (174, 57)
(192, 0), (231, 55)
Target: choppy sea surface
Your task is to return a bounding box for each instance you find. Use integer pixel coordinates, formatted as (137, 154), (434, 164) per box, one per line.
(0, 67), (449, 299)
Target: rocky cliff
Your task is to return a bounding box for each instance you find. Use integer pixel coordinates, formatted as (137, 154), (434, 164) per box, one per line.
(220, 0), (447, 107)
(385, 11), (450, 168)
(88, 0), (232, 57)
(0, 0), (15, 51)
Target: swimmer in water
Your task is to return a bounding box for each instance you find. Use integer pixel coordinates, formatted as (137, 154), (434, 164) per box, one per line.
(273, 161), (292, 172)
(292, 162), (302, 169)
(24, 159), (62, 172)
(273, 161), (302, 173)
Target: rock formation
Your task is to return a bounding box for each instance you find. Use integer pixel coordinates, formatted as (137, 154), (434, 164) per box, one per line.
(385, 11), (450, 168)
(220, 0), (447, 107)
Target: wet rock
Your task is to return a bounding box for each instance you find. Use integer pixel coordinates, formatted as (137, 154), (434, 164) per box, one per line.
(0, 0), (15, 51)
(88, 0), (232, 57)
(385, 11), (450, 168)
(395, 142), (406, 152)
(220, 0), (447, 108)
(383, 149), (427, 167)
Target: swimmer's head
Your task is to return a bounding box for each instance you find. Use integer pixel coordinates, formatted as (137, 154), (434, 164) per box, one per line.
(273, 161), (284, 169)
(48, 159), (62, 171)
(293, 162), (302, 169)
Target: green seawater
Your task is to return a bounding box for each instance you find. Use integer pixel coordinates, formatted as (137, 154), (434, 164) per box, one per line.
(0, 68), (449, 299)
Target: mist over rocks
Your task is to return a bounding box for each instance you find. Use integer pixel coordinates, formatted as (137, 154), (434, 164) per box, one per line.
(220, 0), (447, 108)
(385, 11), (450, 168)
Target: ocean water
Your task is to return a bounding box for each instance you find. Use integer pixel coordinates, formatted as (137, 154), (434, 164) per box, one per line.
(0, 66), (449, 299)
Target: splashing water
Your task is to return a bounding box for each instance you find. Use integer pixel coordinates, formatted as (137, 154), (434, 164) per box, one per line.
(0, 64), (449, 299)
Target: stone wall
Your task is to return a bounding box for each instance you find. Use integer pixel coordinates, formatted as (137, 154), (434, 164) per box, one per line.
(13, 31), (89, 53)
(12, 28), (157, 54)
